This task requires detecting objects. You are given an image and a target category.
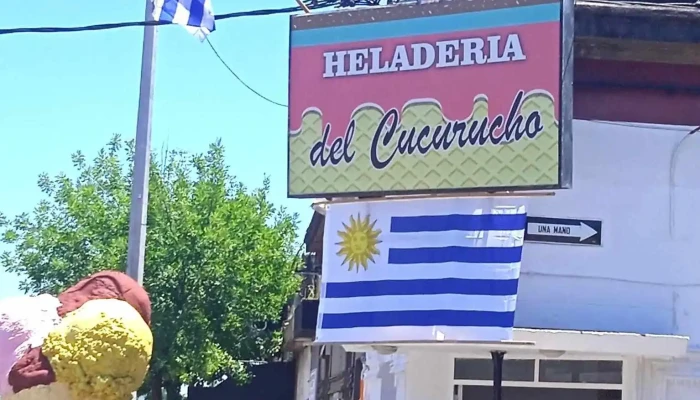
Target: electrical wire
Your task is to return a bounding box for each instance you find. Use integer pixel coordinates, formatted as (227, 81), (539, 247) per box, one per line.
(0, 3), (337, 36)
(669, 125), (700, 238)
(205, 37), (287, 108)
(0, 3), (339, 106)
(590, 120), (698, 132)
(5, 0), (696, 36)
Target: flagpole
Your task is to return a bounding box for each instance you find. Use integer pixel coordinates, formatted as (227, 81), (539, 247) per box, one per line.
(127, 0), (157, 287)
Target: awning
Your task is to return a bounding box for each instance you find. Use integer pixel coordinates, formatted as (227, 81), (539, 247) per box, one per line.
(339, 328), (689, 359)
(513, 328), (688, 358)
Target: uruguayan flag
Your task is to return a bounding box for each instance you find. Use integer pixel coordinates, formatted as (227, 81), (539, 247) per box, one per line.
(153, 0), (215, 39)
(316, 197), (527, 344)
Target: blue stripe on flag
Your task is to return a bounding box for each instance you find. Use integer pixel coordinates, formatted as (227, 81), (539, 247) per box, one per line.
(324, 278), (518, 298)
(320, 310), (515, 329)
(390, 213), (527, 233)
(188, 0), (205, 28)
(388, 246), (523, 264)
(160, 0), (178, 22)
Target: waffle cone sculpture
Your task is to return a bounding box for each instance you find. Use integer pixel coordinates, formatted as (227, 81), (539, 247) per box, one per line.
(0, 271), (153, 400)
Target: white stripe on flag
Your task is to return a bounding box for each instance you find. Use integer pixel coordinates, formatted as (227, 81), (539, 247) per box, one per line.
(328, 198), (526, 219)
(321, 294), (517, 314)
(323, 261), (521, 283)
(383, 229), (525, 249)
(171, 0), (194, 25)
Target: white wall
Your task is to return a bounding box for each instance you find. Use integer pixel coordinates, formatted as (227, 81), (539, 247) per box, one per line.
(517, 120), (700, 347)
(404, 351), (452, 400)
(401, 120), (700, 400)
(640, 353), (700, 399)
(295, 347), (312, 400)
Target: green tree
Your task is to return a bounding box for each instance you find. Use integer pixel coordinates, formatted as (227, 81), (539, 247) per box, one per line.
(0, 135), (302, 399)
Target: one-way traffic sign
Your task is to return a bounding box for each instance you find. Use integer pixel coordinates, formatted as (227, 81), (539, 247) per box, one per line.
(525, 216), (602, 246)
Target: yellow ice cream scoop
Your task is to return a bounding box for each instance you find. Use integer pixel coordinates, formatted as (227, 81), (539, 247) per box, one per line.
(43, 298), (153, 400)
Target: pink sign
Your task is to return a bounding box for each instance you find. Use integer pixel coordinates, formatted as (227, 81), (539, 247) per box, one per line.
(288, 0), (570, 198)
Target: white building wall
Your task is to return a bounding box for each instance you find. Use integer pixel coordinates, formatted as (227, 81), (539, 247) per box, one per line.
(642, 354), (700, 399)
(404, 352), (452, 400)
(295, 347), (312, 400)
(518, 120), (700, 346)
(399, 120), (700, 399)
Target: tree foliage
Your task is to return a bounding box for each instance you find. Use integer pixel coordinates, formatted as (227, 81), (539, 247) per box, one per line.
(0, 135), (302, 398)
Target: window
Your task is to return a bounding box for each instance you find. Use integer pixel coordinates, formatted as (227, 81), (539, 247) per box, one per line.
(454, 358), (535, 382)
(457, 386), (621, 400)
(453, 356), (623, 400)
(539, 360), (622, 384)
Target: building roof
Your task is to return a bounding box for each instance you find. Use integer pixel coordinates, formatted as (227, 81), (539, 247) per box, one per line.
(339, 328), (689, 359)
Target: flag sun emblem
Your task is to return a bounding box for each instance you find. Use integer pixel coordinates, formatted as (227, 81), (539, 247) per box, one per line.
(336, 213), (382, 272)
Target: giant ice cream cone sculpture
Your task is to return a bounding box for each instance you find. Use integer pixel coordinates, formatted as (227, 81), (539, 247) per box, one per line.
(0, 271), (153, 400)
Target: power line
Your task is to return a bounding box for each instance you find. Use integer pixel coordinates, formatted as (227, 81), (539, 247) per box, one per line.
(0, 3), (341, 106)
(0, 3), (337, 36)
(205, 37), (287, 108)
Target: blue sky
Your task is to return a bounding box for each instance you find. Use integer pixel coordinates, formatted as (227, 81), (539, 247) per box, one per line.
(0, 0), (311, 299)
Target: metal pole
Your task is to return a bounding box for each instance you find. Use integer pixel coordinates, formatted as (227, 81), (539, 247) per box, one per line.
(491, 351), (505, 400)
(126, 0), (157, 286)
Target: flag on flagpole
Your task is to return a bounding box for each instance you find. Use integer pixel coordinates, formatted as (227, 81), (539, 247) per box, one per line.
(153, 0), (216, 39)
(316, 197), (527, 344)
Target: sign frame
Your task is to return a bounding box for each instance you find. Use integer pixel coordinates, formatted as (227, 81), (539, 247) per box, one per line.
(287, 0), (574, 199)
